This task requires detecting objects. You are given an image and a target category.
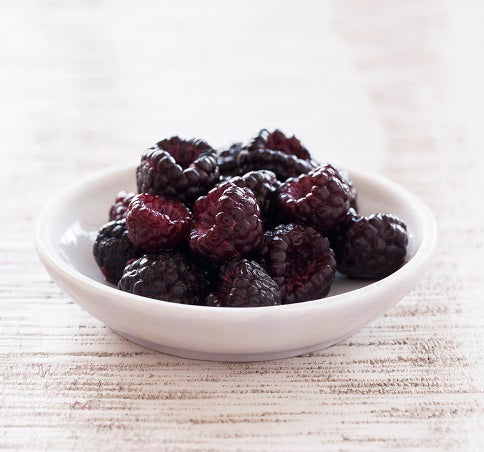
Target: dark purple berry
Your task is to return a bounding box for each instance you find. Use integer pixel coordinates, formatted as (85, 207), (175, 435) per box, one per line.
(126, 193), (192, 251)
(256, 129), (311, 159)
(189, 183), (263, 262)
(118, 252), (207, 304)
(218, 143), (243, 177)
(109, 191), (135, 221)
(136, 137), (219, 203)
(93, 219), (142, 284)
(207, 259), (281, 307)
(260, 224), (336, 303)
(331, 213), (408, 279)
(239, 129), (316, 180)
(228, 170), (280, 222)
(277, 164), (351, 231)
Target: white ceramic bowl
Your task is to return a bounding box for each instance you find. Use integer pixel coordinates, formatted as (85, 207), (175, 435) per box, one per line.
(35, 163), (436, 361)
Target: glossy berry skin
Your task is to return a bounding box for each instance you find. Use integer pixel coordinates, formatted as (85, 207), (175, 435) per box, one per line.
(259, 224), (336, 304)
(136, 136), (219, 203)
(205, 293), (222, 307)
(331, 213), (408, 279)
(228, 170), (280, 222)
(239, 129), (316, 180)
(189, 183), (264, 262)
(218, 142), (243, 177)
(118, 252), (207, 304)
(277, 164), (351, 232)
(205, 259), (281, 307)
(93, 219), (142, 284)
(109, 191), (135, 221)
(125, 193), (192, 251)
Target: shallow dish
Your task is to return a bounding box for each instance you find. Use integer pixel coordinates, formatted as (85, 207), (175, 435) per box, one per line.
(35, 163), (436, 361)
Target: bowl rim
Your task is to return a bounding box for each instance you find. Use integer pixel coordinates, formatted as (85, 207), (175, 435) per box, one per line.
(35, 162), (437, 315)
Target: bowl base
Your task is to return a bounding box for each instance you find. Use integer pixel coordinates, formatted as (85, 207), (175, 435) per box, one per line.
(113, 330), (356, 362)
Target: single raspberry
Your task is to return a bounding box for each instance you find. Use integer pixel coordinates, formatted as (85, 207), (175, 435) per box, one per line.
(189, 183), (264, 262)
(218, 143), (243, 177)
(136, 136), (219, 203)
(109, 191), (135, 221)
(256, 129), (311, 159)
(118, 252), (207, 304)
(125, 193), (192, 251)
(277, 164), (351, 231)
(206, 259), (281, 307)
(331, 213), (408, 279)
(93, 219), (142, 284)
(259, 224), (336, 303)
(238, 129), (316, 180)
(228, 170), (280, 222)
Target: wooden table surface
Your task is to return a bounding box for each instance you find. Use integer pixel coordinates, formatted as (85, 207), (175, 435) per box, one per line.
(1, 1), (483, 450)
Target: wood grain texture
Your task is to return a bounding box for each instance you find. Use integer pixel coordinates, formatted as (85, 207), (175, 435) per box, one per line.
(1, 0), (483, 450)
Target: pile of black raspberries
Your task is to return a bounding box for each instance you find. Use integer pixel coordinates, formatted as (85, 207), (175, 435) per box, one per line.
(93, 130), (408, 307)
